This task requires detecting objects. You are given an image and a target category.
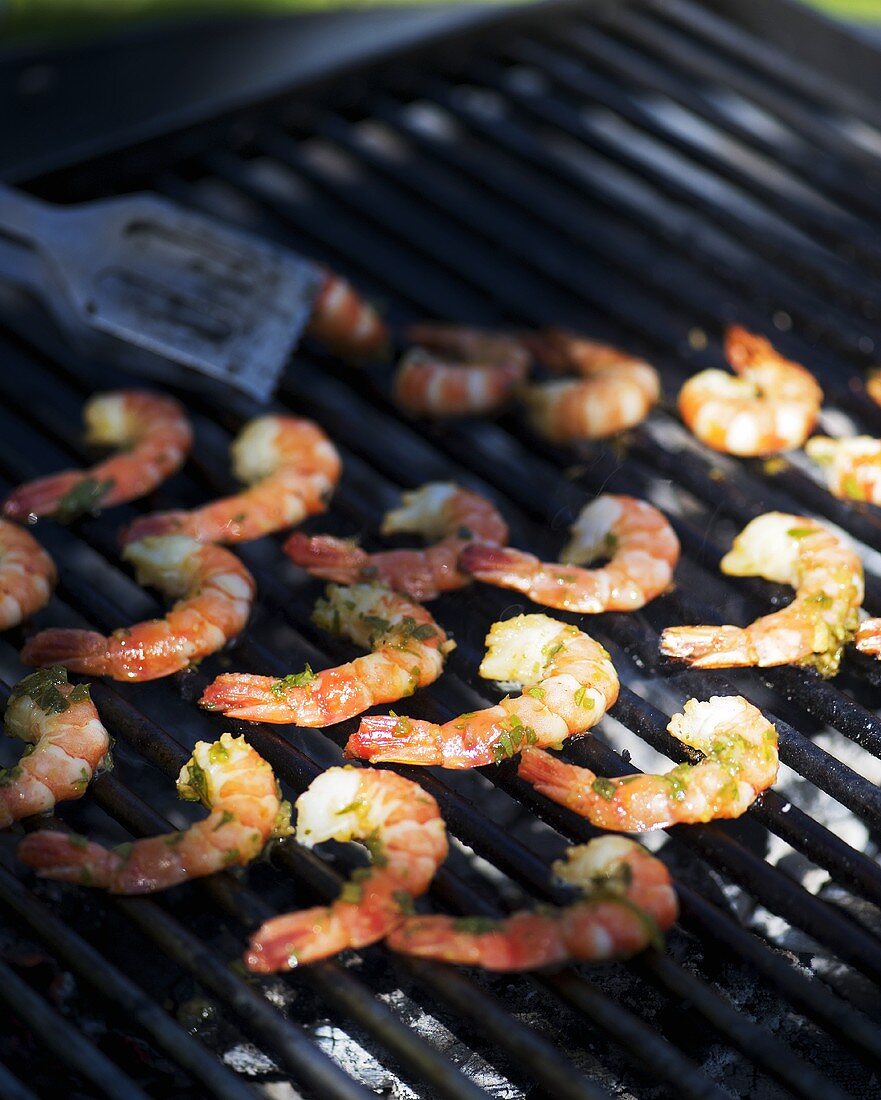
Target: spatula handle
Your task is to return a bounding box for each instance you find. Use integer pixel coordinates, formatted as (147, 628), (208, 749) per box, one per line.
(0, 183), (55, 251)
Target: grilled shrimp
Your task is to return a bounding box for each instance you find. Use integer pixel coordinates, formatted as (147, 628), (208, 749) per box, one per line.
(122, 416), (341, 545)
(0, 668), (109, 828)
(520, 696), (777, 832)
(394, 324), (531, 418)
(387, 836), (676, 971)
(22, 536), (255, 682)
(855, 618), (881, 658)
(3, 392), (191, 523)
(660, 513), (862, 677)
(461, 495), (678, 613)
(285, 482), (508, 602)
(806, 436), (881, 504)
(679, 326), (822, 456)
(19, 733), (290, 892)
(306, 268), (389, 360)
(347, 613), (618, 768)
(200, 583), (453, 726)
(0, 520), (56, 629)
(246, 766), (447, 971)
(521, 330), (660, 442)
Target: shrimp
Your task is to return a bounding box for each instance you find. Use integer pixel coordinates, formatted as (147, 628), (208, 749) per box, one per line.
(386, 836), (676, 971)
(519, 695), (777, 832)
(460, 495), (678, 613)
(0, 520), (56, 629)
(306, 267), (389, 360)
(3, 392), (191, 523)
(866, 368), (881, 409)
(285, 482), (508, 602)
(346, 613), (619, 768)
(855, 618), (881, 658)
(805, 435), (881, 504)
(200, 583), (453, 725)
(0, 667), (109, 827)
(678, 326), (822, 456)
(246, 766), (447, 971)
(122, 416), (341, 545)
(21, 536), (255, 682)
(521, 330), (660, 442)
(394, 324), (531, 418)
(18, 732), (291, 893)
(660, 513), (863, 677)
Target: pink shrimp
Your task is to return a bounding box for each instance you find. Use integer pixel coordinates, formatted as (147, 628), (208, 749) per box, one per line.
(284, 482), (508, 601)
(386, 837), (676, 971)
(346, 613), (618, 768)
(679, 326), (822, 456)
(200, 583), (452, 725)
(519, 695), (778, 832)
(460, 494), (678, 613)
(0, 667), (109, 828)
(246, 766), (447, 971)
(21, 536), (254, 681)
(0, 520), (56, 629)
(3, 392), (191, 523)
(521, 330), (660, 442)
(122, 416), (341, 545)
(19, 733), (291, 892)
(306, 268), (389, 360)
(394, 324), (531, 418)
(855, 618), (881, 658)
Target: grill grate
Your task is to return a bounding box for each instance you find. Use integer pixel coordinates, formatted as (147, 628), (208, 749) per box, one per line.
(5, 0), (881, 1095)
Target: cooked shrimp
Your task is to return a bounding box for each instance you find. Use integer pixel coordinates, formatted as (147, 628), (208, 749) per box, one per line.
(461, 495), (678, 613)
(0, 667), (109, 827)
(0, 520), (56, 629)
(386, 836), (676, 971)
(679, 326), (822, 456)
(806, 435), (881, 504)
(394, 324), (531, 418)
(200, 583), (453, 725)
(285, 482), (508, 601)
(21, 536), (255, 681)
(246, 766), (447, 971)
(122, 416), (341, 545)
(346, 613), (618, 768)
(660, 513), (862, 677)
(19, 732), (290, 893)
(866, 368), (881, 409)
(520, 695), (777, 832)
(306, 267), (389, 360)
(3, 392), (191, 523)
(521, 330), (660, 442)
(855, 618), (881, 657)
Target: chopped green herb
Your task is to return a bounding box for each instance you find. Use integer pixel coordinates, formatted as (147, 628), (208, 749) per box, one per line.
(54, 477), (114, 523)
(526, 686), (545, 701)
(115, 842), (134, 861)
(340, 881), (364, 904)
(392, 890), (415, 915)
(409, 623), (437, 642)
(453, 916), (499, 934)
(842, 475), (866, 502)
(271, 665), (317, 696)
(222, 849), (241, 866)
(208, 741), (230, 765)
(181, 758), (210, 804)
(591, 777), (617, 801)
(573, 685), (594, 709)
(787, 526), (816, 539)
(542, 641), (564, 661)
(0, 765), (22, 786)
(9, 666), (90, 716)
(364, 830), (389, 867)
(214, 810), (235, 831)
(164, 831), (186, 848)
(68, 833), (89, 849)
(389, 710), (412, 738)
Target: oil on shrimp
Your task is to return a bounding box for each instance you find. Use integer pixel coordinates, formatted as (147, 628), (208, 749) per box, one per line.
(246, 766), (447, 971)
(200, 583), (453, 725)
(346, 613), (618, 768)
(19, 732), (291, 892)
(520, 696), (778, 832)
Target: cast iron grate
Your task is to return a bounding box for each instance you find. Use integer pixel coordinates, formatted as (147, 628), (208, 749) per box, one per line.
(3, 1), (881, 1096)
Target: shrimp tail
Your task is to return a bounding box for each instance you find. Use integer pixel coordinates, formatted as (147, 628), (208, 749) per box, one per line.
(283, 533), (370, 584)
(659, 625), (753, 668)
(3, 472), (87, 522)
(21, 629), (110, 675)
(120, 510), (188, 546)
(199, 674), (281, 720)
(18, 831), (114, 887)
(346, 717), (443, 765)
(246, 907), (346, 971)
(458, 542), (531, 582)
(518, 746), (591, 801)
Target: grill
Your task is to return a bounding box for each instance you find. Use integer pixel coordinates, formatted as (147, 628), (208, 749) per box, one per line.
(3, 0), (881, 1095)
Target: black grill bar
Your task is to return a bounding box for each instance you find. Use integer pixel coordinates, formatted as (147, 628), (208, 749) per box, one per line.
(0, 1063), (36, 1100)
(0, 958), (151, 1100)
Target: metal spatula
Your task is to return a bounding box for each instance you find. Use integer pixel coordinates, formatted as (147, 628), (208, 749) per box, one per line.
(0, 184), (322, 402)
